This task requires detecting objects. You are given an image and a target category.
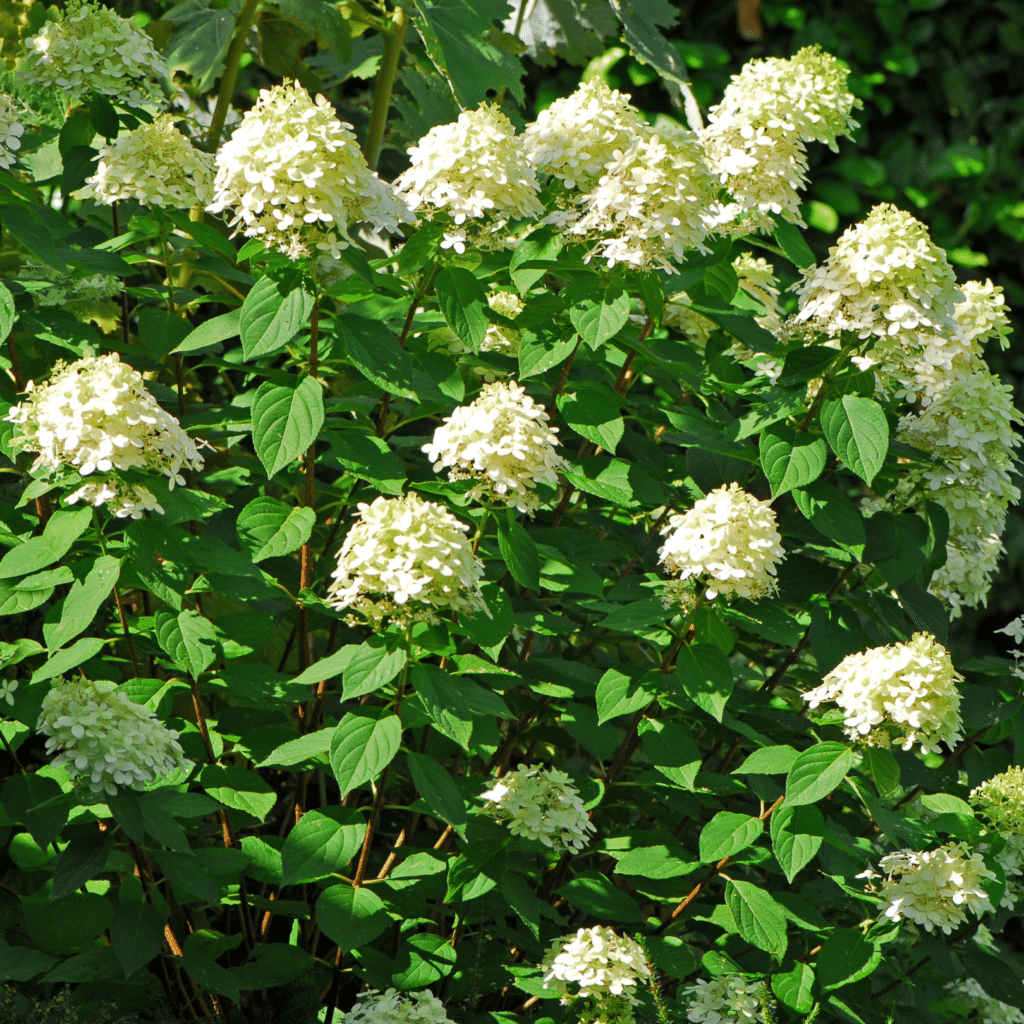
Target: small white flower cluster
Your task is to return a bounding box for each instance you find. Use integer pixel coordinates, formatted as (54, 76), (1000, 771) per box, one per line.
(480, 764), (595, 851)
(942, 977), (1024, 1024)
(571, 125), (718, 270)
(702, 45), (860, 232)
(340, 988), (455, 1024)
(422, 382), (568, 514)
(17, 260), (119, 309)
(994, 833), (1024, 910)
(680, 975), (765, 1024)
(802, 632), (963, 755)
(18, 0), (167, 107)
(523, 79), (647, 191)
(483, 290), (524, 358)
(38, 677), (192, 797)
(971, 767), (1024, 835)
(0, 94), (25, 171)
(326, 493), (486, 626)
(659, 482), (785, 601)
(208, 82), (413, 260)
(541, 925), (651, 1001)
(64, 480), (164, 520)
(5, 353), (205, 494)
(956, 278), (1013, 350)
(867, 842), (996, 934)
(75, 114), (215, 209)
(396, 104), (543, 228)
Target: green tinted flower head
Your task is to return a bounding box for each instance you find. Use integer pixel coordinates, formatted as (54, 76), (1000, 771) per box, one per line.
(972, 767), (1024, 835)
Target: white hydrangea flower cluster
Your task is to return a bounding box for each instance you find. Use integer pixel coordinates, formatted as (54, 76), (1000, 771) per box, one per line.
(75, 114), (215, 209)
(802, 632), (963, 755)
(208, 82), (413, 260)
(0, 94), (25, 171)
(994, 834), (1024, 910)
(942, 977), (1024, 1024)
(480, 764), (595, 851)
(38, 677), (192, 797)
(326, 493), (486, 626)
(971, 767), (1024, 835)
(956, 279), (1013, 350)
(570, 125), (717, 270)
(702, 45), (859, 232)
(5, 353), (205, 490)
(659, 482), (785, 601)
(541, 926), (651, 1001)
(868, 842), (996, 934)
(680, 976), (765, 1024)
(340, 988), (455, 1024)
(64, 480), (164, 519)
(396, 105), (543, 228)
(522, 79), (647, 191)
(18, 0), (167, 107)
(422, 382), (568, 514)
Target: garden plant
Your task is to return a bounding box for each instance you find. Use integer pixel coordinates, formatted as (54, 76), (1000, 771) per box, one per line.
(0, 3), (1023, 1024)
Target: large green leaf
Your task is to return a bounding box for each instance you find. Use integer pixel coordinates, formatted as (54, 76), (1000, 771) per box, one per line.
(200, 765), (277, 821)
(240, 273), (315, 360)
(0, 509), (92, 579)
(568, 284), (630, 349)
(110, 898), (165, 979)
(674, 643), (735, 722)
(435, 266), (488, 352)
(699, 812), (763, 863)
(317, 885), (389, 950)
(496, 516), (540, 590)
(725, 880), (788, 959)
(43, 555), (120, 651)
(558, 381), (625, 452)
(815, 929), (881, 991)
(785, 742), (857, 807)
(446, 842), (507, 903)
(236, 496), (315, 562)
(2, 773), (68, 849)
(759, 424), (827, 498)
(408, 751), (467, 834)
(770, 803), (824, 883)
(340, 315), (420, 399)
(555, 871), (641, 922)
(329, 707), (402, 798)
(411, 663), (473, 750)
(343, 637), (407, 701)
(155, 608), (218, 678)
(251, 375), (325, 478)
(819, 394), (889, 486)
(281, 806), (366, 885)
(595, 667), (654, 725)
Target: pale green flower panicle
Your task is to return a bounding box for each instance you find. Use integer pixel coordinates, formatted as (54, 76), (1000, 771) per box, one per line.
(0, 94), (25, 171)
(972, 767), (1024, 835)
(681, 976), (766, 1024)
(341, 988), (455, 1024)
(941, 978), (1024, 1024)
(956, 278), (1013, 350)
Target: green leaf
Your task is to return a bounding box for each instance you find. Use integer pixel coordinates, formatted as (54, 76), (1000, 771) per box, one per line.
(510, 227), (563, 293)
(0, 946), (57, 983)
(51, 830), (115, 901)
(595, 667), (654, 725)
(699, 811), (763, 863)
(446, 841), (507, 903)
(786, 742), (857, 807)
(759, 424), (827, 498)
(556, 870), (642, 923)
(819, 394), (889, 486)
(639, 719), (701, 790)
(200, 765), (277, 821)
(343, 636), (408, 701)
(0, 281), (15, 339)
(156, 608), (218, 678)
(110, 898), (165, 979)
(675, 643), (735, 722)
(645, 936), (697, 982)
(0, 508), (92, 579)
(260, 728), (334, 769)
(959, 945), (1024, 1012)
(408, 752), (467, 834)
(860, 747), (900, 797)
(0, 206), (66, 271)
(793, 481), (866, 551)
(340, 315), (420, 399)
(392, 933), (457, 989)
(282, 807), (366, 885)
(2, 773), (68, 849)
(725, 879), (788, 959)
(240, 273), (315, 359)
(329, 707), (402, 799)
(816, 929), (881, 991)
(773, 215), (816, 268)
(173, 309), (241, 354)
(44, 555), (120, 651)
(153, 849), (221, 905)
(251, 376), (325, 478)
(326, 431), (405, 494)
(497, 516), (540, 590)
(557, 382), (625, 452)
(233, 943), (316, 991)
(29, 636), (106, 684)
(771, 803), (824, 883)
(236, 497), (316, 562)
(136, 308), (192, 359)
(21, 892), (113, 956)
(411, 663), (473, 750)
(569, 283), (630, 349)
(772, 962), (815, 1013)
(435, 266), (488, 353)
(733, 746), (799, 775)
(317, 885), (389, 950)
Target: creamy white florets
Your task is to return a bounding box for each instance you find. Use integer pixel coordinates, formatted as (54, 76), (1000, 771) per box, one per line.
(395, 105), (543, 226)
(542, 926), (651, 1001)
(868, 842), (996, 934)
(38, 677), (192, 796)
(942, 977), (1024, 1024)
(702, 46), (859, 232)
(5, 353), (205, 488)
(340, 988), (455, 1024)
(570, 124), (717, 270)
(522, 79), (647, 190)
(326, 493), (486, 626)
(64, 480), (164, 519)
(422, 382), (568, 514)
(680, 976), (765, 1024)
(972, 767), (1024, 835)
(956, 279), (1013, 350)
(480, 764), (595, 851)
(802, 632), (963, 755)
(659, 482), (785, 600)
(0, 94), (25, 171)
(75, 114), (215, 208)
(483, 291), (524, 357)
(18, 0), (167, 107)
(17, 260), (119, 309)
(208, 82), (413, 259)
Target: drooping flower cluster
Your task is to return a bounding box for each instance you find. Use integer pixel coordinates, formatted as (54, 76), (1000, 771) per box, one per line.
(422, 382), (568, 514)
(326, 493), (487, 626)
(64, 480), (164, 520)
(523, 79), (647, 191)
(5, 354), (204, 494)
(208, 82), (413, 260)
(680, 976), (766, 1024)
(0, 94), (24, 171)
(480, 764), (595, 851)
(38, 677), (192, 797)
(702, 45), (859, 231)
(867, 842), (996, 934)
(75, 114), (215, 209)
(659, 482), (784, 601)
(541, 926), (651, 1001)
(18, 0), (167, 107)
(570, 125), (717, 270)
(340, 988), (455, 1024)
(395, 105), (543, 234)
(971, 767), (1024, 835)
(941, 977), (1024, 1024)
(802, 633), (963, 755)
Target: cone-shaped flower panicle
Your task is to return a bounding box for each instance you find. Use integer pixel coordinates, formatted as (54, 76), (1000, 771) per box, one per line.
(803, 632), (963, 755)
(680, 976), (766, 1024)
(326, 493), (487, 626)
(541, 925), (651, 1001)
(18, 0), (166, 106)
(930, 531), (1005, 621)
(208, 82), (414, 260)
(340, 988), (455, 1024)
(0, 94), (24, 171)
(659, 482), (784, 600)
(75, 114), (215, 209)
(480, 764), (596, 851)
(972, 767), (1024, 835)
(522, 79), (647, 190)
(395, 105), (544, 225)
(64, 480), (164, 520)
(38, 677), (192, 796)
(422, 381), (568, 514)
